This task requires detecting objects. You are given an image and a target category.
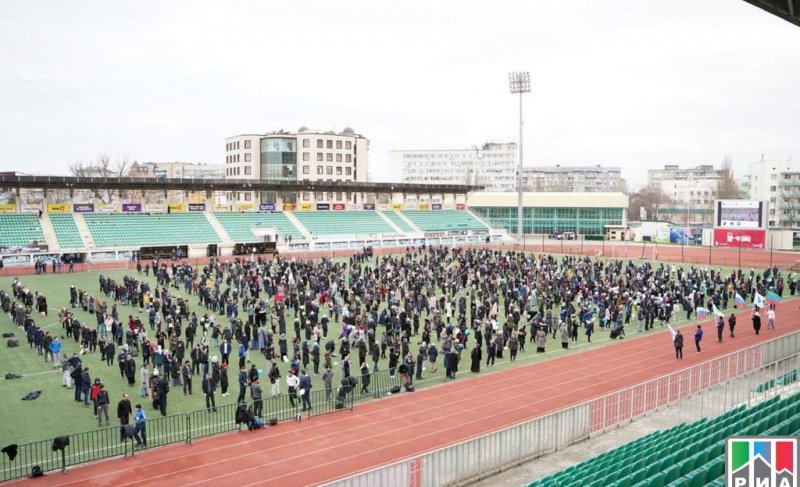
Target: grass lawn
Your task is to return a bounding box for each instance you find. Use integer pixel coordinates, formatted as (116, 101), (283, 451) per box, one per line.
(0, 258), (752, 445)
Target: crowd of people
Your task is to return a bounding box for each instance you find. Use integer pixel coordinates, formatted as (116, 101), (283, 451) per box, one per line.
(2, 246), (793, 446)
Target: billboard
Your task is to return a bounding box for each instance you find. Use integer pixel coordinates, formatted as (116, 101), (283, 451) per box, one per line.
(713, 228), (766, 249)
(0, 203), (16, 214)
(73, 203), (95, 213)
(188, 203), (205, 211)
(669, 228), (703, 245)
(47, 203), (70, 214)
(332, 203), (345, 211)
(363, 203), (375, 210)
(316, 203), (330, 211)
(122, 203), (142, 213)
(714, 200), (767, 230)
(259, 203), (275, 211)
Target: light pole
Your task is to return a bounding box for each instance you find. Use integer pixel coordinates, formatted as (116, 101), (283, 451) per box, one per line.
(509, 72), (530, 240)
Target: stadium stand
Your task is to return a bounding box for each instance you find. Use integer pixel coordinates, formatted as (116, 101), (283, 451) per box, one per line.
(401, 210), (488, 231)
(83, 213), (221, 247)
(527, 392), (800, 487)
(49, 214), (84, 249)
(381, 210), (416, 232)
(0, 214), (46, 247)
(214, 212), (305, 242)
(293, 211), (394, 236)
(752, 368), (798, 393)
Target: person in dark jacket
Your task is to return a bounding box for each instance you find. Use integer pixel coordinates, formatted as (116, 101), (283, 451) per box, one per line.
(728, 313), (737, 338)
(694, 325), (703, 352)
(80, 367), (91, 406)
(298, 370), (312, 411)
(470, 345), (482, 373)
(752, 311), (761, 335)
(156, 376), (169, 416)
(237, 365), (248, 403)
(673, 330), (684, 359)
(117, 393), (133, 442)
(360, 361), (371, 393)
(96, 384), (110, 427)
(202, 373), (217, 412)
(182, 360), (193, 395)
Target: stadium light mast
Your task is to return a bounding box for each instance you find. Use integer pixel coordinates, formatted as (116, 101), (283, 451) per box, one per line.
(509, 72), (530, 241)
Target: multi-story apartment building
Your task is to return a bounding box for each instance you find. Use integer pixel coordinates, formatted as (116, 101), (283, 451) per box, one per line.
(521, 165), (623, 192)
(225, 127), (369, 205)
(749, 160), (800, 228)
(647, 164), (723, 206)
(393, 142), (517, 191)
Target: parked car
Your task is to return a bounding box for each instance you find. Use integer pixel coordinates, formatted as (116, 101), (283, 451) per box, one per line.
(548, 231), (563, 240)
(563, 231), (576, 240)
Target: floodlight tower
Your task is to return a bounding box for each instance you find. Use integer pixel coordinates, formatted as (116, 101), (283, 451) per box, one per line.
(509, 71), (530, 240)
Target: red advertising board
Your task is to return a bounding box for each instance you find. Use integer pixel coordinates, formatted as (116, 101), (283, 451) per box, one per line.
(455, 203), (466, 210)
(332, 203), (345, 211)
(712, 228), (766, 249)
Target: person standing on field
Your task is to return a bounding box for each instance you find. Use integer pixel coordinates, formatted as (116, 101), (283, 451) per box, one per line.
(673, 330), (684, 359)
(715, 316), (724, 343)
(767, 305), (775, 331)
(694, 325), (703, 352)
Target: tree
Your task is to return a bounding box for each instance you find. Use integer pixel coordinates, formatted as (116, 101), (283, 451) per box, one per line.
(628, 186), (672, 221)
(716, 156), (741, 200)
(69, 153), (130, 204)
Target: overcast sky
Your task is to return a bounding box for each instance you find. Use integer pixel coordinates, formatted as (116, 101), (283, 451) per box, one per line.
(1, 0), (798, 189)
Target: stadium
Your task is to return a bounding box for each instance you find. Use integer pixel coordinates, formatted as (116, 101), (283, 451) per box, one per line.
(1, 1), (799, 487)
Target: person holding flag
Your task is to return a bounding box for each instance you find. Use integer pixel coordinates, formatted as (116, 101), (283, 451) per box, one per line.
(753, 291), (765, 311)
(734, 292), (746, 308)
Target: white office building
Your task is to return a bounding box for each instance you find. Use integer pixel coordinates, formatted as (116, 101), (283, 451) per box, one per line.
(647, 164), (723, 206)
(393, 142), (517, 192)
(225, 127), (369, 205)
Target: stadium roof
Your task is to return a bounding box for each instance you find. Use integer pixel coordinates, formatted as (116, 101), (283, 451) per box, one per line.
(0, 174), (482, 194)
(743, 0), (800, 27)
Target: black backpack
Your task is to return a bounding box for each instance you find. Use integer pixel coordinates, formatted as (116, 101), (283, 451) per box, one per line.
(7, 339), (18, 347)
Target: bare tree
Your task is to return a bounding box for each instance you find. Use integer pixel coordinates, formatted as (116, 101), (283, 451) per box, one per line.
(628, 186), (673, 221)
(69, 153), (130, 204)
(716, 156), (741, 200)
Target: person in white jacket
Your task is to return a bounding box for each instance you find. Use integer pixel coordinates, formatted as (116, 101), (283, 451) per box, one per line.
(286, 370), (299, 408)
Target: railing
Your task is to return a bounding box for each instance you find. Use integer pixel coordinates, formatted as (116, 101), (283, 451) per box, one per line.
(325, 331), (800, 487)
(0, 387), (356, 482)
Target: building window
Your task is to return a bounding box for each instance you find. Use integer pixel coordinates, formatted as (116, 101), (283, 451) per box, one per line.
(244, 193), (252, 201)
(236, 141), (240, 149)
(326, 140), (333, 149)
(303, 152), (310, 161)
(346, 167), (352, 176)
(303, 139), (310, 148)
(346, 154), (352, 163)
(336, 140), (342, 149)
(317, 153), (323, 162)
(244, 140), (251, 149)
(244, 166), (252, 175)
(244, 153), (251, 162)
(346, 141), (352, 150)
(317, 140), (323, 149)
(326, 166), (333, 175)
(336, 192), (342, 201)
(317, 166), (323, 175)
(237, 154), (240, 162)
(771, 186), (777, 191)
(315, 192), (323, 200)
(326, 153), (333, 162)
(336, 167), (342, 175)
(336, 154), (342, 162)
(302, 165), (310, 174)
(303, 192), (310, 201)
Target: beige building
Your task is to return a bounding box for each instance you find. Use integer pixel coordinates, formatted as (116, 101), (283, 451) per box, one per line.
(647, 164), (722, 206)
(225, 127), (369, 205)
(521, 165), (624, 192)
(748, 160), (800, 227)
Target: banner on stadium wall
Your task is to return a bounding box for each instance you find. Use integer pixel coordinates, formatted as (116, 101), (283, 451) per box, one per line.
(259, 203), (275, 211)
(418, 203), (430, 211)
(168, 203), (187, 212)
(236, 203), (254, 212)
(282, 203), (296, 211)
(213, 205), (229, 212)
(332, 203), (345, 211)
(363, 203), (375, 210)
(122, 203), (141, 213)
(98, 204), (116, 213)
(145, 204), (164, 213)
(0, 203), (16, 214)
(188, 203), (205, 211)
(455, 203), (466, 210)
(298, 202), (313, 211)
(431, 203), (442, 210)
(73, 203), (95, 213)
(47, 203), (70, 214)
(669, 228), (702, 246)
(712, 228), (766, 249)
(316, 203), (330, 211)
(391, 203), (404, 210)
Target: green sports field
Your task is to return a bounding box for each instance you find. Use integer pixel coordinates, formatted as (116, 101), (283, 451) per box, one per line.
(0, 260), (746, 446)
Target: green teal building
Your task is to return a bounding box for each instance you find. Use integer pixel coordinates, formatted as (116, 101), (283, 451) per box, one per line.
(468, 192), (628, 237)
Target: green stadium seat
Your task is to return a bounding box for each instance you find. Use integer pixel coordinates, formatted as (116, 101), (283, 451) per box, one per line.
(381, 211), (415, 231)
(83, 213), (221, 247)
(49, 214), (84, 248)
(0, 214), (46, 247)
(293, 211), (395, 236)
(214, 212), (304, 242)
(401, 210), (489, 232)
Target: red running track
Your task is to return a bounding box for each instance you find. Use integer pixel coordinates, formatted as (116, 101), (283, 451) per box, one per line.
(9, 299), (800, 487)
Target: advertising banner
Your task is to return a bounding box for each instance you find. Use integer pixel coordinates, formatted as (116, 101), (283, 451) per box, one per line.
(363, 203), (376, 210)
(456, 203), (466, 210)
(669, 228), (703, 246)
(299, 202), (313, 211)
(47, 203), (70, 214)
(418, 203), (430, 211)
(391, 203), (404, 210)
(188, 203), (206, 212)
(259, 203), (275, 211)
(713, 228), (766, 249)
(431, 203), (442, 210)
(316, 203), (330, 211)
(122, 203), (142, 213)
(73, 203), (95, 213)
(236, 203), (254, 211)
(98, 204), (116, 213)
(715, 200), (765, 229)
(332, 203), (345, 211)
(145, 204), (164, 213)
(0, 203), (16, 214)
(213, 205), (230, 212)
(282, 203), (296, 211)
(168, 203), (187, 212)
